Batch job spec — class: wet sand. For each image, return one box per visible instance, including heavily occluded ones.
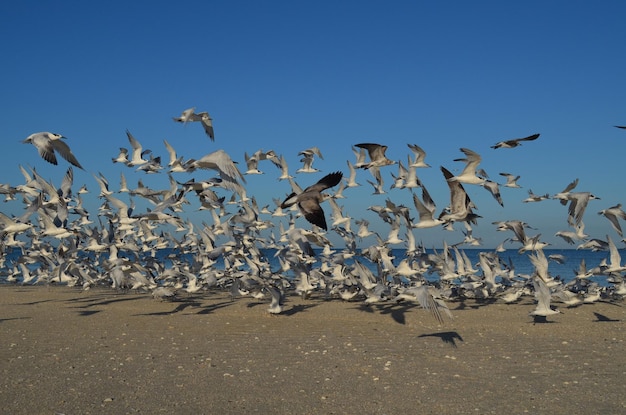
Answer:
[0,285,624,414]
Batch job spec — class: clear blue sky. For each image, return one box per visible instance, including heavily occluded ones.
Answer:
[2,1,625,249]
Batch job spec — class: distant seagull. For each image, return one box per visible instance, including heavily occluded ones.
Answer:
[614,125,626,129]
[345,160,361,187]
[125,130,151,166]
[491,133,540,149]
[354,143,396,169]
[555,222,588,245]
[23,132,84,169]
[598,203,626,237]
[297,146,323,173]
[499,172,521,188]
[407,144,431,168]
[280,171,343,230]
[552,178,579,205]
[173,107,214,140]
[190,150,246,194]
[449,148,486,185]
[523,189,549,203]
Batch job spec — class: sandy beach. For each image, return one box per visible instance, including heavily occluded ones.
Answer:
[0,285,624,415]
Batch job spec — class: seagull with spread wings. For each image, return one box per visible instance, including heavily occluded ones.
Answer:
[280,171,343,230]
[173,107,215,140]
[491,133,540,149]
[23,132,84,169]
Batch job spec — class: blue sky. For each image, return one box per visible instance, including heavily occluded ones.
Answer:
[2,1,625,249]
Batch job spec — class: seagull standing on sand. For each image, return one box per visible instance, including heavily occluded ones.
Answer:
[280,171,343,230]
[23,132,84,169]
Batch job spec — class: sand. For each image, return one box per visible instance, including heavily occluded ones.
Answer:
[0,285,624,415]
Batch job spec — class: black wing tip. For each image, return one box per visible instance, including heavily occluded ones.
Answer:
[320,171,343,187]
[280,192,297,209]
[305,211,328,231]
[440,166,453,178]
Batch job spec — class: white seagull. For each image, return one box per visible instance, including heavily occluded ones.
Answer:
[173,107,214,140]
[449,148,486,185]
[354,143,396,169]
[23,132,84,169]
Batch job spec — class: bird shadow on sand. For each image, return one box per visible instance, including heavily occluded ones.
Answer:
[136,299,233,316]
[0,317,32,323]
[281,303,319,316]
[378,303,413,324]
[418,331,464,348]
[353,302,415,324]
[77,310,102,317]
[529,315,559,324]
[67,294,146,308]
[592,311,621,322]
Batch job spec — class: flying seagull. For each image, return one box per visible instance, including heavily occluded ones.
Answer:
[354,143,396,169]
[22,132,84,169]
[491,133,540,149]
[280,171,343,230]
[173,107,214,140]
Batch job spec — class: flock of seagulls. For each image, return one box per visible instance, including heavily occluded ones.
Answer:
[6,110,626,322]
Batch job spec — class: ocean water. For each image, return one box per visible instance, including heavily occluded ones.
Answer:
[0,246,618,288]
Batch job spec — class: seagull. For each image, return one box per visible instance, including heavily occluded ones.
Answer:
[173,107,214,140]
[189,150,246,194]
[354,143,396,169]
[565,192,600,226]
[280,171,343,230]
[491,133,540,149]
[598,203,626,237]
[411,187,444,229]
[449,148,486,185]
[125,130,151,166]
[481,180,504,207]
[499,172,522,188]
[523,189,549,203]
[23,132,84,169]
[604,234,626,273]
[407,144,431,168]
[296,147,323,173]
[552,178,579,205]
[555,222,588,245]
[614,125,626,129]
[528,250,560,322]
[345,160,361,187]
[439,166,480,226]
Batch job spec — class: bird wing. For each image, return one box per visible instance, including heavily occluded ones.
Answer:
[298,197,327,230]
[51,139,83,169]
[32,134,58,165]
